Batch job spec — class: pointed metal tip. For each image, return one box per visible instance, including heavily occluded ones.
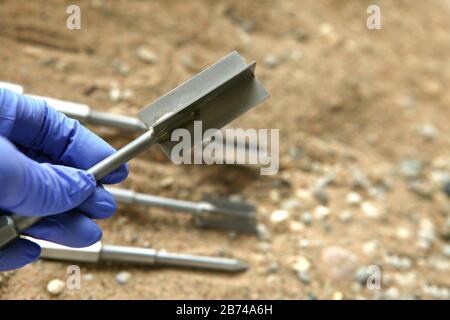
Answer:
[233,259,250,272]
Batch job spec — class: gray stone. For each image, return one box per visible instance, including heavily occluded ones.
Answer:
[338,211,353,224]
[301,211,313,225]
[354,268,369,286]
[408,181,433,199]
[266,261,279,274]
[399,159,423,179]
[297,271,311,284]
[256,223,271,242]
[442,245,450,258]
[313,188,329,205]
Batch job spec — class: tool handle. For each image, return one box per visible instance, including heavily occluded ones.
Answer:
[0,129,157,249]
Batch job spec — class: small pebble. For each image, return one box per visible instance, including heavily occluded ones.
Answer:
[289,221,304,232]
[266,261,279,274]
[361,201,381,218]
[408,181,433,199]
[385,255,413,270]
[258,242,272,253]
[444,181,450,197]
[338,211,353,224]
[301,211,313,225]
[384,287,400,299]
[362,240,379,256]
[396,227,412,240]
[416,123,438,141]
[256,223,271,242]
[47,279,65,296]
[354,266,369,285]
[314,206,330,220]
[109,86,121,102]
[270,210,289,224]
[136,46,158,64]
[116,271,131,285]
[307,292,318,300]
[82,273,94,281]
[293,256,311,273]
[399,159,423,179]
[346,192,362,207]
[281,198,301,211]
[332,291,344,300]
[297,271,311,284]
[322,246,358,282]
[298,239,311,248]
[313,188,329,205]
[417,218,435,250]
[442,245,450,258]
[264,54,279,69]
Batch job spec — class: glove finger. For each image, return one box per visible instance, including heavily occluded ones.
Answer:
[77,185,117,219]
[15,144,53,163]
[1,90,128,185]
[0,238,41,272]
[0,137,96,216]
[16,144,127,185]
[24,210,102,248]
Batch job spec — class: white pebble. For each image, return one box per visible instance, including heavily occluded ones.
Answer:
[116,271,131,285]
[362,240,379,256]
[293,256,311,273]
[384,287,400,299]
[396,227,412,240]
[136,46,158,64]
[109,87,121,102]
[361,201,380,218]
[314,206,330,220]
[270,210,289,224]
[289,221,304,232]
[346,192,362,207]
[47,279,65,295]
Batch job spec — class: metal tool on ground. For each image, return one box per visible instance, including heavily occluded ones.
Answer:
[0,81,267,166]
[30,238,248,273]
[107,187,257,233]
[0,81,146,132]
[0,51,269,249]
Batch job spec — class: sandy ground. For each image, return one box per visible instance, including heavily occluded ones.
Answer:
[0,0,449,299]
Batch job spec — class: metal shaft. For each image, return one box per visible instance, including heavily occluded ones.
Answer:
[32,239,248,273]
[26,94,146,132]
[100,244,249,272]
[88,128,156,180]
[0,129,157,249]
[106,187,208,214]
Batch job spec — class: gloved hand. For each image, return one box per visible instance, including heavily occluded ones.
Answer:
[0,88,128,271]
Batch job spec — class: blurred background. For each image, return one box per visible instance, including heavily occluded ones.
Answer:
[0,0,449,299]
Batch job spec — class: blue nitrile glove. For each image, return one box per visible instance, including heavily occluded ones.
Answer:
[0,88,128,271]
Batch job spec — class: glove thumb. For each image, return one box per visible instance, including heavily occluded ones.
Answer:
[0,137,96,216]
